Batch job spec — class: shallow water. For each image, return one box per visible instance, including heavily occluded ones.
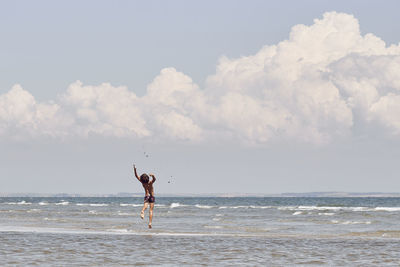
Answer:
[1,197,400,265]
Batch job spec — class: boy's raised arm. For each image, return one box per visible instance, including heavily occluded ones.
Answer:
[149,173,156,184]
[133,164,140,181]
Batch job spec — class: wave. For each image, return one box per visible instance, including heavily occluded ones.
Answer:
[218,206,242,209]
[170,203,188,208]
[5,201,32,205]
[279,206,400,212]
[119,203,400,211]
[120,203,143,207]
[218,205,273,209]
[318,212,335,216]
[297,206,343,211]
[195,204,214,209]
[331,220,372,225]
[76,203,109,207]
[55,201,69,206]
[374,207,400,212]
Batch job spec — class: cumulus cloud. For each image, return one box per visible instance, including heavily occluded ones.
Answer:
[0,84,69,139]
[1,11,400,144]
[62,81,149,138]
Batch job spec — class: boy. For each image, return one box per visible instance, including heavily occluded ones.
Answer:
[133,164,156,229]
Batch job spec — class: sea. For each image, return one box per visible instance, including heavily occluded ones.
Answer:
[1,197,400,266]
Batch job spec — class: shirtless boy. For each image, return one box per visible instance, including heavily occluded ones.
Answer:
[133,164,156,229]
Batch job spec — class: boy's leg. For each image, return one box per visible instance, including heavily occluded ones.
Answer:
[148,203,154,228]
[141,202,148,219]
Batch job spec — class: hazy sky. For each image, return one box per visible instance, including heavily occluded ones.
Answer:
[1,0,400,194]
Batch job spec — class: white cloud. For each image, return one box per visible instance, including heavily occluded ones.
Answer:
[0,84,69,139]
[141,68,205,141]
[62,81,150,138]
[1,11,400,144]
[370,94,400,134]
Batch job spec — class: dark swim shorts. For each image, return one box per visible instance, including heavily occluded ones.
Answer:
[144,195,155,203]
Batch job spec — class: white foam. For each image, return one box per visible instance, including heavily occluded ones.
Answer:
[195,204,213,209]
[55,201,69,206]
[218,206,251,209]
[292,211,302,215]
[252,206,273,209]
[278,206,380,212]
[120,203,143,207]
[350,207,370,212]
[170,203,186,208]
[331,220,371,225]
[298,206,342,211]
[218,205,273,209]
[90,203,108,207]
[344,221,371,225]
[280,206,400,212]
[77,203,108,207]
[6,201,32,205]
[375,207,400,212]
[204,226,223,229]
[38,202,49,206]
[108,228,130,233]
[318,212,335,216]
[277,206,296,210]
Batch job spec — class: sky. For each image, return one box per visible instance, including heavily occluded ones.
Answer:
[1,0,400,194]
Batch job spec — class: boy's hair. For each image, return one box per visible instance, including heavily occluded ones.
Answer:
[140,174,149,184]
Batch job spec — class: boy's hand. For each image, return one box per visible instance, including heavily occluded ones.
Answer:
[149,173,155,177]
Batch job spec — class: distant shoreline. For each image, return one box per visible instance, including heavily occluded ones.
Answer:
[1,192,400,198]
